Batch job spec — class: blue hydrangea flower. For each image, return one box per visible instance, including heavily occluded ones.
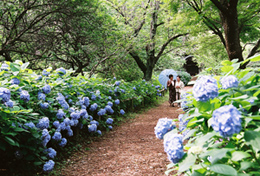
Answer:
[108,96,112,100]
[38,92,46,101]
[105,105,114,114]
[106,118,114,125]
[133,87,136,90]
[211,104,242,137]
[42,69,50,76]
[89,103,98,111]
[114,86,119,92]
[24,122,35,129]
[178,114,190,132]
[83,97,90,107]
[163,134,184,163]
[88,124,97,132]
[88,115,93,121]
[115,99,120,105]
[152,84,154,87]
[97,108,106,116]
[10,78,20,85]
[91,94,96,100]
[53,121,60,129]
[90,120,99,126]
[115,81,120,86]
[37,117,49,129]
[45,148,57,159]
[67,129,73,137]
[20,90,30,102]
[221,75,238,89]
[40,102,49,109]
[193,76,218,102]
[108,125,113,130]
[0,87,11,103]
[56,67,66,76]
[1,63,9,71]
[56,93,69,110]
[63,118,70,126]
[69,107,75,113]
[120,109,125,115]
[5,100,14,108]
[80,109,87,117]
[43,160,55,172]
[59,138,67,147]
[83,113,89,119]
[107,101,113,107]
[154,118,175,139]
[97,130,102,135]
[113,77,116,80]
[155,85,160,89]
[52,132,62,141]
[68,99,73,104]
[41,129,51,147]
[70,112,80,120]
[121,89,125,93]
[42,85,51,94]
[59,122,66,131]
[109,90,113,93]
[36,75,42,81]
[56,109,65,119]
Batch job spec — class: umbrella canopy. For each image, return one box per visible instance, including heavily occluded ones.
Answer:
[159,69,178,88]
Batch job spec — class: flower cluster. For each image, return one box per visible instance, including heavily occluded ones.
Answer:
[20,90,30,102]
[97,108,106,116]
[56,67,66,76]
[115,99,120,105]
[41,129,51,147]
[120,109,125,115]
[44,148,57,159]
[193,76,218,102]
[52,132,62,141]
[90,103,98,111]
[0,87,11,103]
[105,105,114,114]
[154,118,175,139]
[56,109,65,119]
[88,124,97,132]
[107,101,113,107]
[10,78,20,85]
[106,118,114,125]
[211,104,242,137]
[59,138,67,147]
[38,92,46,101]
[115,81,120,86]
[133,86,136,90]
[43,160,55,172]
[40,103,49,109]
[56,93,69,110]
[42,85,51,94]
[42,69,50,76]
[37,117,50,130]
[24,122,36,129]
[5,100,13,108]
[1,63,9,71]
[221,75,238,89]
[163,134,184,163]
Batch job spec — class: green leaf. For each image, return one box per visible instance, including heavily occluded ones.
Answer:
[221,65,233,73]
[10,63,20,72]
[231,151,251,161]
[4,136,19,147]
[13,106,20,111]
[14,127,28,132]
[21,62,29,70]
[221,60,232,66]
[34,161,43,166]
[203,148,233,164]
[244,130,260,150]
[246,115,260,120]
[239,161,253,171]
[210,164,237,176]
[191,171,206,176]
[197,101,211,112]
[178,154,196,172]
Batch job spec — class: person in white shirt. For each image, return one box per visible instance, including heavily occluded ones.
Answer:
[175,75,184,107]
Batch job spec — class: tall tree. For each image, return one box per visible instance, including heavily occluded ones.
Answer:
[105,0,188,80]
[181,0,260,62]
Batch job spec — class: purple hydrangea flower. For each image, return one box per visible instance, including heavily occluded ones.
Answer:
[211,104,242,137]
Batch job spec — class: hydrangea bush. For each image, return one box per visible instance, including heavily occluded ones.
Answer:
[0,60,162,174]
[156,56,260,175]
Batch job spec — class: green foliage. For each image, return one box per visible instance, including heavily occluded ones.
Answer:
[176,71,191,86]
[164,55,260,175]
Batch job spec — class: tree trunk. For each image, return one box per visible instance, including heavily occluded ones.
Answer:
[219,1,243,62]
[144,58,155,81]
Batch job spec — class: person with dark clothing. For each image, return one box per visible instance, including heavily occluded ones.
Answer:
[167,74,176,107]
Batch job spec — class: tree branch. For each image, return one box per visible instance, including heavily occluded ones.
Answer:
[247,38,260,58]
[210,0,227,13]
[129,51,147,73]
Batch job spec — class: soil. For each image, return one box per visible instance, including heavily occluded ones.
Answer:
[59,87,193,176]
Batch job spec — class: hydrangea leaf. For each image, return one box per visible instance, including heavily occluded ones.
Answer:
[202,148,233,164]
[178,154,196,173]
[244,130,260,150]
[231,151,251,162]
[239,161,254,172]
[210,164,237,176]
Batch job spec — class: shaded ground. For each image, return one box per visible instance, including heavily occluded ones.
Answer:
[59,87,193,176]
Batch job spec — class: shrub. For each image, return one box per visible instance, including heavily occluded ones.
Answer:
[176,71,192,86]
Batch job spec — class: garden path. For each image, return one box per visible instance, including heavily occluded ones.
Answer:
[60,87,192,176]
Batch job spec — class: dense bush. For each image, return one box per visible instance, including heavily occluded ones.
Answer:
[0,61,162,175]
[156,55,260,175]
[177,71,192,86]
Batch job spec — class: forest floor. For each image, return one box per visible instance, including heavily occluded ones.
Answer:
[57,87,193,176]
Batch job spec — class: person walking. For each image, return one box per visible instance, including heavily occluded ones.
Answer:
[167,74,176,107]
[175,75,184,107]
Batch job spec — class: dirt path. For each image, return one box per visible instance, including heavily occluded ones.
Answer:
[59,99,184,176]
